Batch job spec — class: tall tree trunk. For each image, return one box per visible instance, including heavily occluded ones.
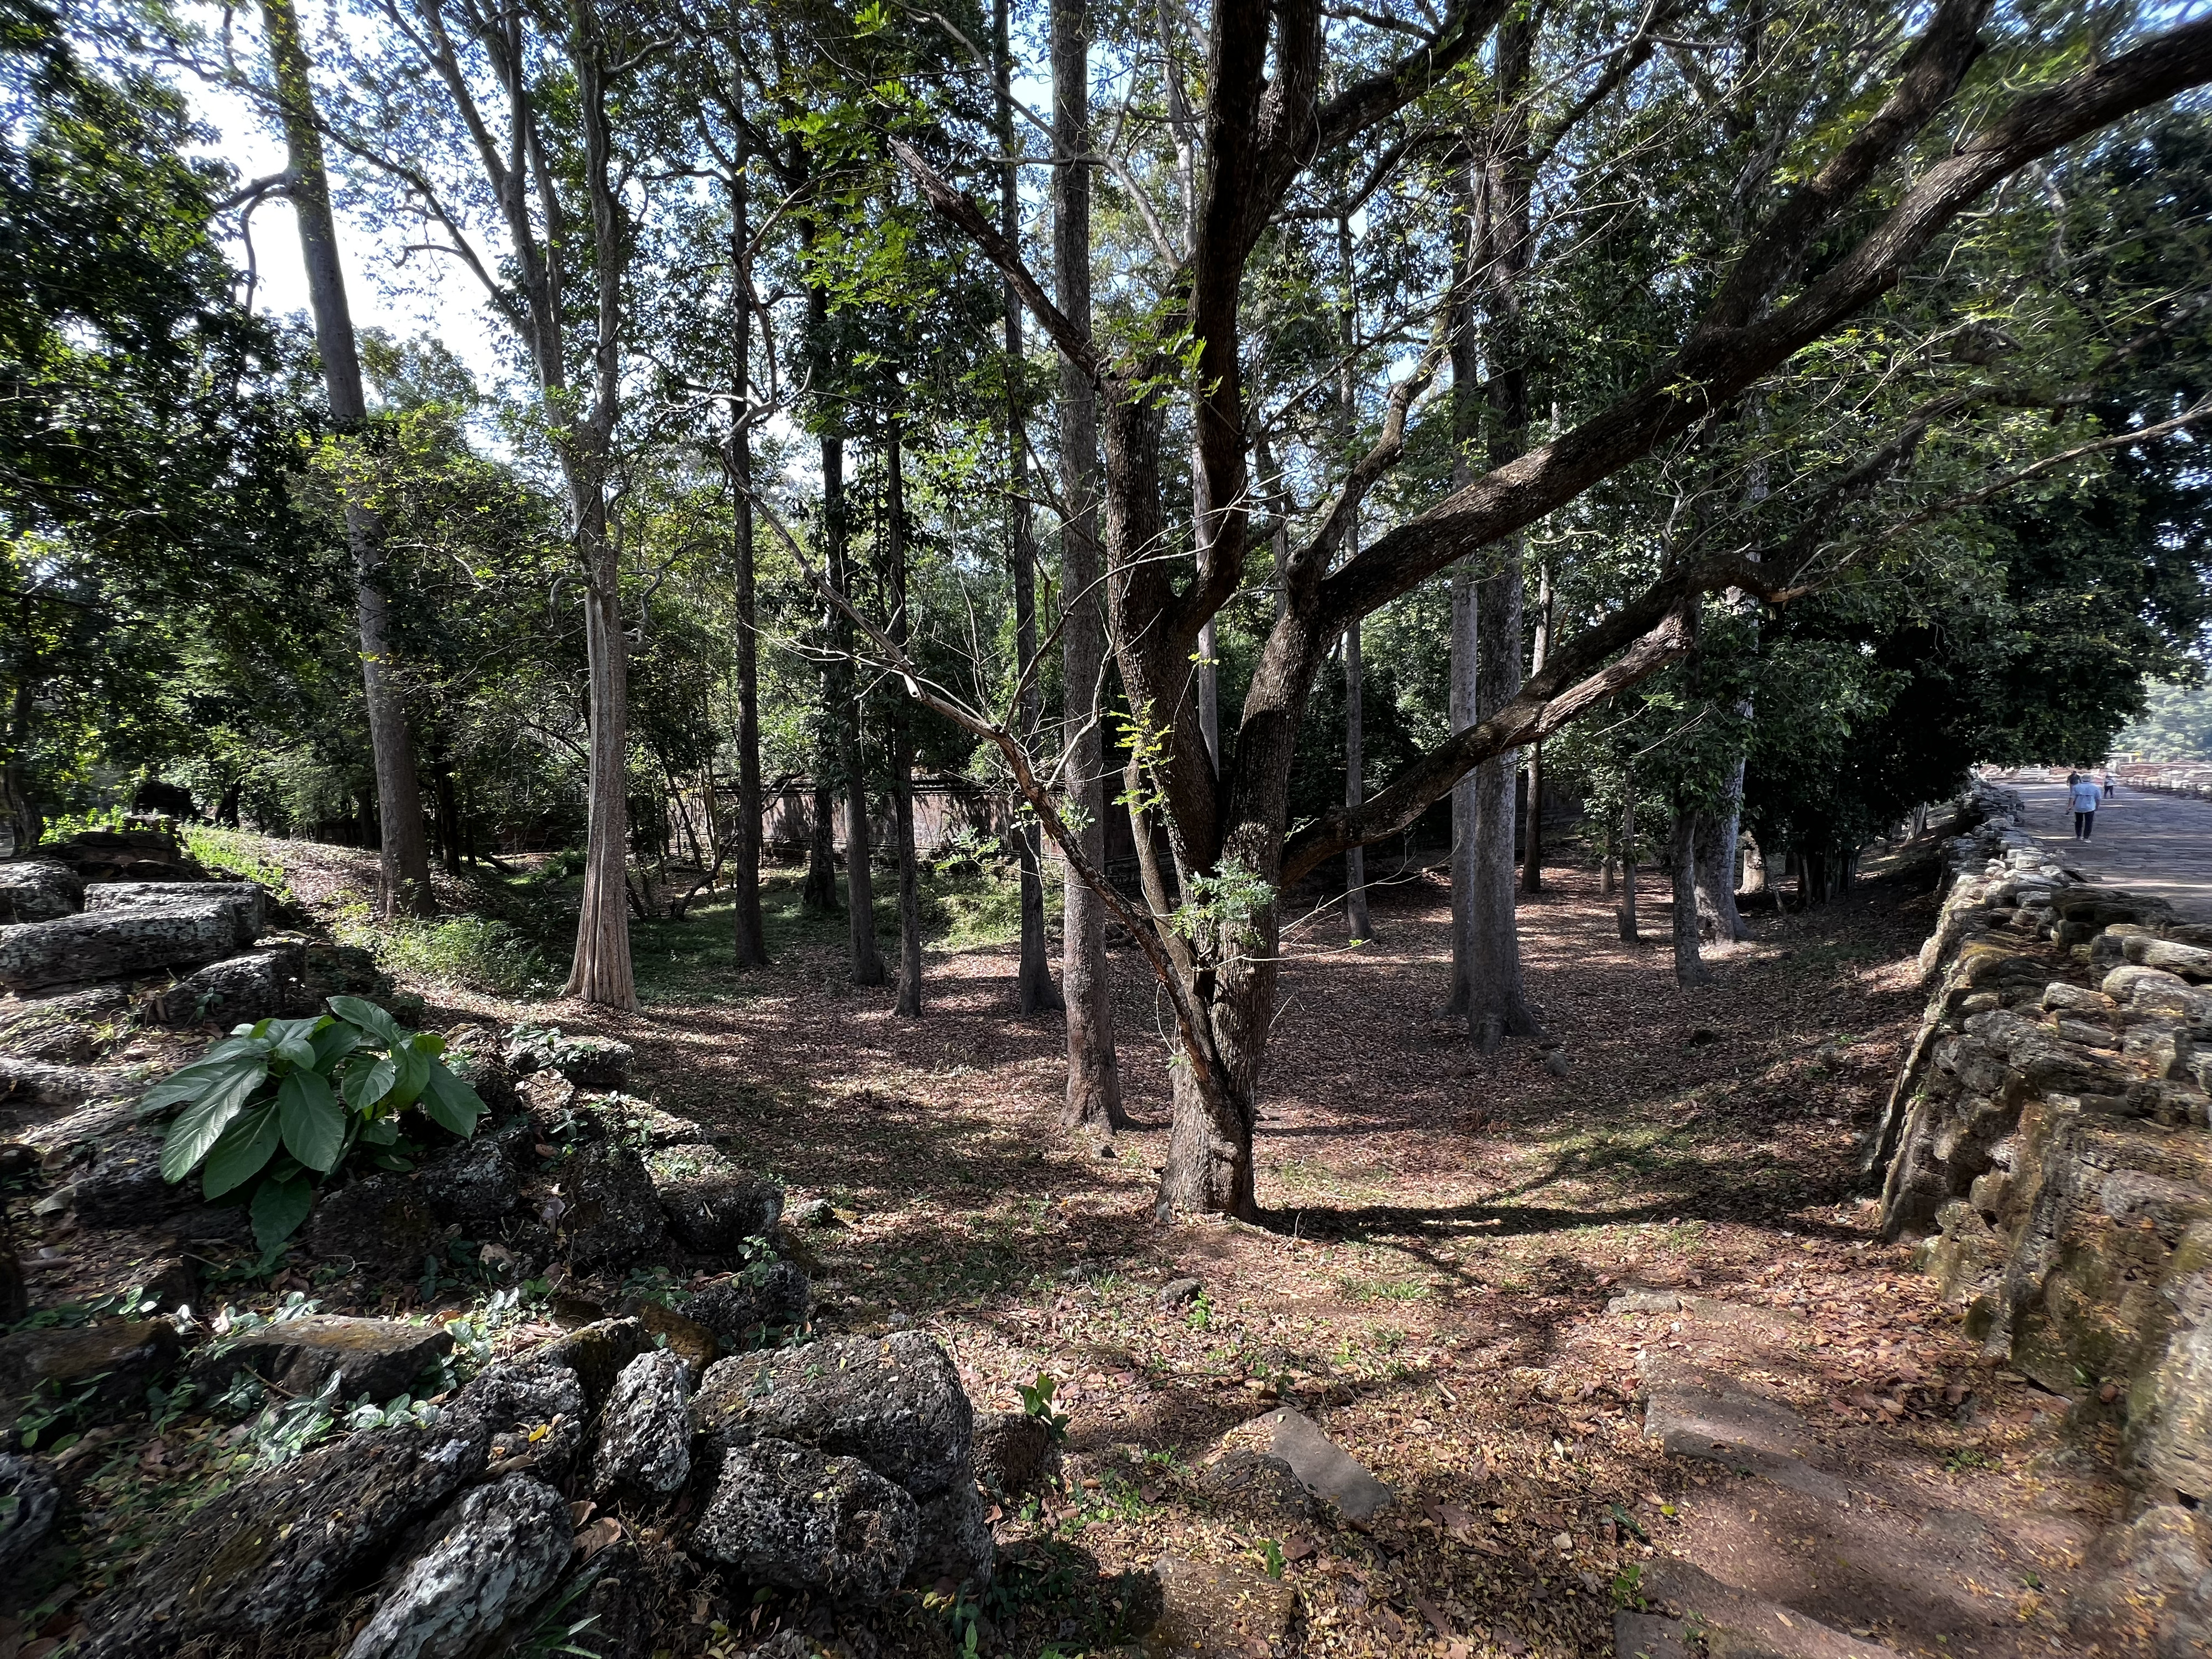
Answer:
[999,0,1061,1015]
[1669,806,1709,986]
[1443,559,1478,1017]
[1053,0,1124,1129]
[1521,560,1551,895]
[727,145,769,969]
[1469,555,1538,1047]
[558,26,635,1009]
[263,0,434,920]
[1695,781,1749,940]
[887,411,924,1016]
[1618,780,1639,942]
[567,487,636,1006]
[1343,612,1371,940]
[825,433,885,987]
[434,765,461,875]
[1335,208,1371,942]
[1451,25,1541,1048]
[805,746,837,912]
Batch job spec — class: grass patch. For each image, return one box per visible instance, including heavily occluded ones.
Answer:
[336,907,557,998]
[178,825,293,895]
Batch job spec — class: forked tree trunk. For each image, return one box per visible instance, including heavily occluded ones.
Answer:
[824,433,885,987]
[1053,0,1124,1129]
[1668,808,1709,987]
[727,149,768,969]
[264,0,434,920]
[999,0,1061,1016]
[887,413,924,1017]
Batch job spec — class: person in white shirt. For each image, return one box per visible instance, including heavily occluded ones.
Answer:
[2068,771,2103,840]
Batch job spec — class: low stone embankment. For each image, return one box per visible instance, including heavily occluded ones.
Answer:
[1875,779,2212,1654]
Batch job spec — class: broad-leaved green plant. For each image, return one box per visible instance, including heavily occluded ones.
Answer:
[148,995,485,1254]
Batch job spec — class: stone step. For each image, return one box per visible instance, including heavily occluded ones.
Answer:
[1620,1557,1905,1659]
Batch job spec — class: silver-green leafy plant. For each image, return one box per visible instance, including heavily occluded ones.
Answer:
[148,995,486,1255]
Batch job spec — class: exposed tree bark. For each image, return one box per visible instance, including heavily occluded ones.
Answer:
[1694,783,1750,940]
[1053,0,1125,1129]
[263,0,434,921]
[825,432,885,987]
[1669,806,1709,985]
[726,143,769,971]
[1742,832,1769,895]
[999,0,1062,1015]
[1521,560,1551,895]
[886,411,923,1017]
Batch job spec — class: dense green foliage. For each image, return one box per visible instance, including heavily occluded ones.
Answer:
[7,0,2206,977]
[0,0,307,844]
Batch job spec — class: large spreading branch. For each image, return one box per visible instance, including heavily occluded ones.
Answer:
[1318,9,2212,635]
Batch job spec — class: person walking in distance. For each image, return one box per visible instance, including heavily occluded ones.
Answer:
[2102,766,2116,799]
[2069,770,2103,840]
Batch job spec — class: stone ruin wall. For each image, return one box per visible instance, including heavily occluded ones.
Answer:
[1876,780,2212,1507]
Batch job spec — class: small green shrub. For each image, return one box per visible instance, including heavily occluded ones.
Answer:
[1018,1371,1070,1442]
[147,996,487,1256]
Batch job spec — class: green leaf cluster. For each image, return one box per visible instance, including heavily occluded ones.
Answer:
[148,995,486,1256]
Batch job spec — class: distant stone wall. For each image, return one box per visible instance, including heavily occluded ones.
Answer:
[1875,778,2212,1505]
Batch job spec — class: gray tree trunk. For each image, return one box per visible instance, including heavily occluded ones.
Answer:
[1343,613,1372,941]
[887,413,924,1016]
[825,433,884,987]
[1618,782,1639,942]
[1053,0,1123,1129]
[1521,561,1551,895]
[1695,764,1751,942]
[727,146,768,971]
[1443,559,1479,1018]
[1335,209,1371,942]
[1669,808,1710,986]
[999,0,1061,1015]
[1468,550,1539,1048]
[264,0,433,921]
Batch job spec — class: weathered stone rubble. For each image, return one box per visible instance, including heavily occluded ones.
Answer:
[1875,778,2212,1655]
[693,1330,995,1593]
[79,1312,998,1656]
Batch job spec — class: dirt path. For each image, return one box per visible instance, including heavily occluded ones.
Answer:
[467,853,2114,1659]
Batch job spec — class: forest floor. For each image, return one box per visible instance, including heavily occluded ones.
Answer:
[11,833,2122,1659]
[416,837,2105,1659]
